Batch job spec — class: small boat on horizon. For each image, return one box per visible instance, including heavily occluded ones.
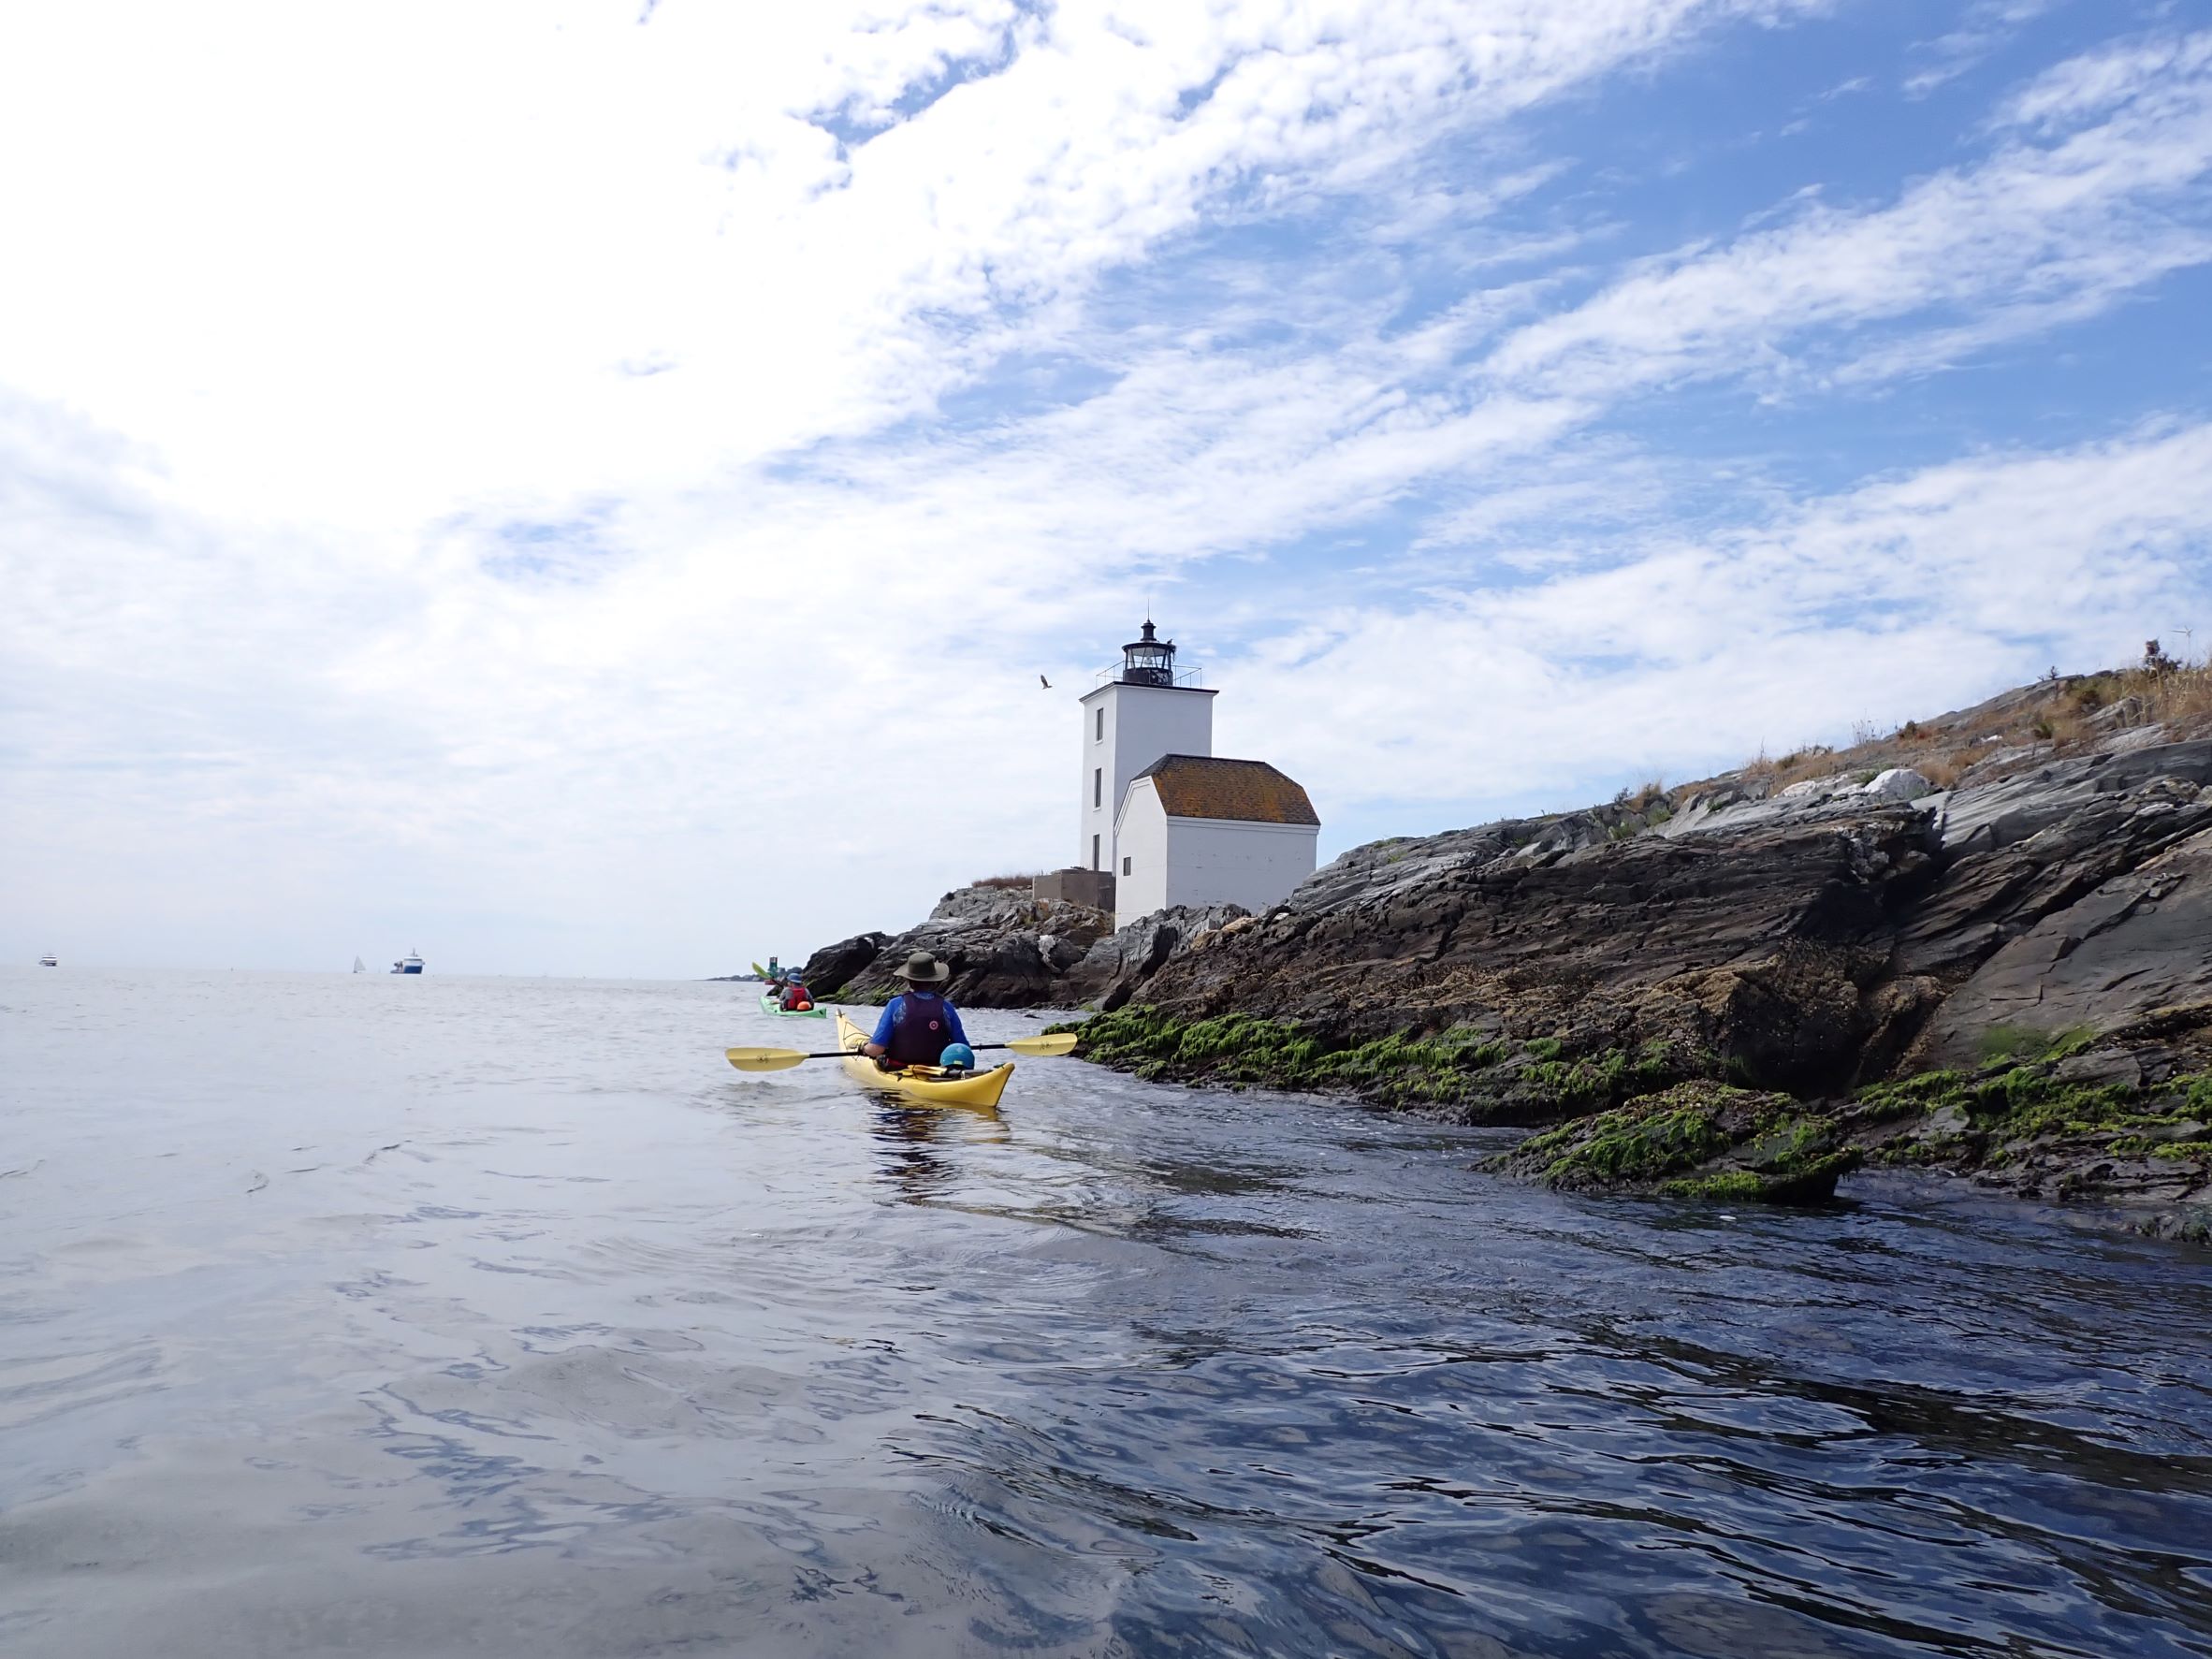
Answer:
[392,951,424,975]
[353,956,366,974]
[38,953,56,968]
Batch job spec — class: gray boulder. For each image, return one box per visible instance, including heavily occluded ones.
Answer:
[1862,767,1934,801]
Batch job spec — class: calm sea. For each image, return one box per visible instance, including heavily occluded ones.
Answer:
[2,968,2209,1657]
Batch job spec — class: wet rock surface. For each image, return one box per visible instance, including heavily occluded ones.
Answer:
[1838,1049,2212,1240]
[1481,1082,1861,1203]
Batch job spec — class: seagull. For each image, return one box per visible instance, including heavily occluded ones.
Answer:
[1039,674,1053,689]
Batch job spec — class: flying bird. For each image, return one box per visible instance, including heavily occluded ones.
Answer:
[1039,674,1053,689]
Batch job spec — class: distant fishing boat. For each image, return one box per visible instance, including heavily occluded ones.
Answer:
[391,951,424,975]
[38,953,56,968]
[352,956,366,974]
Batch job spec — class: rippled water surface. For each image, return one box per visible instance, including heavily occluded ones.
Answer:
[4,969,2211,1657]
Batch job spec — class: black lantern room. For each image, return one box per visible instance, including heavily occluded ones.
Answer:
[1118,620,1176,687]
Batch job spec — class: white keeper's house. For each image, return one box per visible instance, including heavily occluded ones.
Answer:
[1040,620,1318,930]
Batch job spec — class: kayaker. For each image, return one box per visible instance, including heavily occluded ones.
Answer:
[863,952,969,1068]
[779,976,813,1012]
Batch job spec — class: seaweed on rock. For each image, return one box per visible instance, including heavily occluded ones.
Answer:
[1482,1082,1860,1203]
[1055,1005,1699,1122]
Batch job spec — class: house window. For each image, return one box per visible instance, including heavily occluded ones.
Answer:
[1095,708,1103,741]
[1093,767,1101,808]
[1121,855,1130,876]
[1091,834,1100,870]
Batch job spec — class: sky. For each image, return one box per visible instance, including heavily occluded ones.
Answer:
[4,0,2210,977]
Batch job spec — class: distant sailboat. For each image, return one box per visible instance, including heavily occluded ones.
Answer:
[352,956,366,974]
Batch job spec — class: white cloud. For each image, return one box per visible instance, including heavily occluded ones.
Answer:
[1902,0,2061,98]
[5,7,2211,972]
[1225,421,2212,825]
[0,0,1812,531]
[1486,29,2212,398]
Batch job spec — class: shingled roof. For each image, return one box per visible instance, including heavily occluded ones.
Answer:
[1131,755,1318,825]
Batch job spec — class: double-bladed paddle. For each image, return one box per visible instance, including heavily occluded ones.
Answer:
[724,1031,1079,1072]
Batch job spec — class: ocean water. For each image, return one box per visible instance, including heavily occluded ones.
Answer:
[2,968,2209,1659]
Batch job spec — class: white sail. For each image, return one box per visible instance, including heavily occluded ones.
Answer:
[353,956,366,973]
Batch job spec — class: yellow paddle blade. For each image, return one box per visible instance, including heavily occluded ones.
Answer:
[1002,1032,1079,1056]
[725,1046,808,1072]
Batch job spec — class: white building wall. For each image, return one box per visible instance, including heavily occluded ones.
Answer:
[1164,816,1317,915]
[1076,682,1215,872]
[1111,780,1171,927]
[1113,808,1317,929]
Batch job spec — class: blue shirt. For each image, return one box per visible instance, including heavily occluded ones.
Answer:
[870,991,968,1065]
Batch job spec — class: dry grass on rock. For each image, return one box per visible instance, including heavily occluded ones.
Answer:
[1700,643,2212,809]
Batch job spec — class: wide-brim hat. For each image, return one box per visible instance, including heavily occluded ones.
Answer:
[893,950,950,983]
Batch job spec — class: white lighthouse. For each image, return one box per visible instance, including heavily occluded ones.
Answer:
[1050,620,1319,930]
[1076,620,1215,875]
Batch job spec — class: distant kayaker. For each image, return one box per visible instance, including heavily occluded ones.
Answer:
[779,976,813,1012]
[863,952,969,1068]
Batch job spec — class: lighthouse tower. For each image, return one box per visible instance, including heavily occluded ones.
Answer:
[1076,621,1215,875]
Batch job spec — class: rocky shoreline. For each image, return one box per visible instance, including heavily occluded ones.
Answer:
[801,667,2212,1240]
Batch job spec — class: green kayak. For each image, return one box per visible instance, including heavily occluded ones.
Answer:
[759,992,826,1020]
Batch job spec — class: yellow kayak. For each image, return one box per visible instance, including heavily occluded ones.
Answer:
[835,1011,1012,1110]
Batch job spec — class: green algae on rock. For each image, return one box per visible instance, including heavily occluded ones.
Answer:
[1055,1005,2212,1227]
[1480,1082,1860,1203]
[1055,1005,1699,1121]
[1843,1057,2212,1218]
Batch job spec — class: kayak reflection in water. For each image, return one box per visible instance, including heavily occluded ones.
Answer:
[868,1098,1008,1203]
[862,952,970,1069]
[870,1104,954,1199]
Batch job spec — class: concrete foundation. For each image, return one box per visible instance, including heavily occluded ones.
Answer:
[1033,867,1116,911]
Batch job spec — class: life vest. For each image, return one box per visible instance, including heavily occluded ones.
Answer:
[882,992,954,1066]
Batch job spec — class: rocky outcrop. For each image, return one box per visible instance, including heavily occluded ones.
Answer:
[793,931,889,997]
[797,889,1254,1012]
[1118,807,1946,1095]
[811,666,2212,1231]
[798,886,1114,1008]
[1061,904,1252,1011]
[1083,736,2212,1083]
[1054,722,2212,1231]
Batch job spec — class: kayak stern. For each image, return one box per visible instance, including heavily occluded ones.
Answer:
[834,1012,1011,1110]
